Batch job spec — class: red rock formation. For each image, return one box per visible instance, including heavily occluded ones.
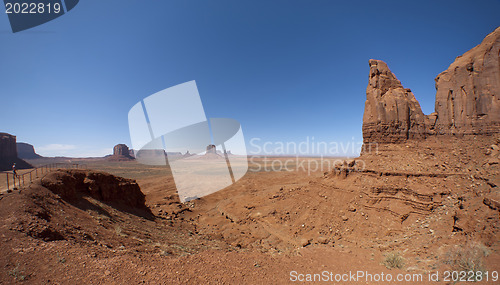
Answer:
[113,144,130,156]
[107,144,134,161]
[431,27,500,135]
[41,169,146,209]
[362,60,427,144]
[0,133,17,159]
[0,132,32,170]
[362,27,500,145]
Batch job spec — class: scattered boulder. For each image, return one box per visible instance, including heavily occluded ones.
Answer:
[483,198,500,211]
[316,236,329,244]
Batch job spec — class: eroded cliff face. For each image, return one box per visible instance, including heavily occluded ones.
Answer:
[0,133,17,159]
[0,133,32,170]
[432,27,500,135]
[107,144,134,161]
[362,60,427,144]
[17,142,42,159]
[363,27,500,145]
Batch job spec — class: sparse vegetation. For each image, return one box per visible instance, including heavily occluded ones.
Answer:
[383,251,405,269]
[55,252,67,264]
[442,242,490,281]
[8,263,28,281]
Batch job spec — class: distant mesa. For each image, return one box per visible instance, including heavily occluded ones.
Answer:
[114,144,131,157]
[206,144,216,154]
[133,148,191,165]
[0,132,33,171]
[200,144,224,160]
[215,150,233,156]
[107,144,135,161]
[362,27,500,146]
[183,150,194,158]
[17,142,43,159]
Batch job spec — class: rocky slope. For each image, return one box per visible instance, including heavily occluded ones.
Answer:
[363,27,500,145]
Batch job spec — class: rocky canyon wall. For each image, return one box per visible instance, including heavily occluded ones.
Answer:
[0,133,32,171]
[362,27,500,145]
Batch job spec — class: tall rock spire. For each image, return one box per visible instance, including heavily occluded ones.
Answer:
[362,60,426,144]
[362,27,500,145]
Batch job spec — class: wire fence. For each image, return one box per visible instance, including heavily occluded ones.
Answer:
[2,163,86,192]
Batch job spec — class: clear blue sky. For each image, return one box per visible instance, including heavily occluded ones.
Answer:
[0,0,499,157]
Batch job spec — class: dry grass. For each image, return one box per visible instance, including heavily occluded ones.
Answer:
[8,263,28,281]
[383,251,405,269]
[442,242,490,281]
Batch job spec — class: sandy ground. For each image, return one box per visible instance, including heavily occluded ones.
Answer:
[0,137,499,284]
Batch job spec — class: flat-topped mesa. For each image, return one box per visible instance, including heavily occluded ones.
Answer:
[432,27,500,135]
[362,60,427,144]
[362,27,500,146]
[107,144,134,161]
[17,142,42,159]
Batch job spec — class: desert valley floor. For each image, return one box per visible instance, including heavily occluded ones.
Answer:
[0,135,499,284]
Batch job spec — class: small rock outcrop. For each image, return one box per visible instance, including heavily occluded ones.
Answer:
[362,27,500,146]
[107,144,134,161]
[41,169,146,208]
[0,133,32,171]
[17,142,42,159]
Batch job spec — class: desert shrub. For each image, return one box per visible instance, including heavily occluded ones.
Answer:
[383,251,405,269]
[442,242,490,281]
[8,264,27,281]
